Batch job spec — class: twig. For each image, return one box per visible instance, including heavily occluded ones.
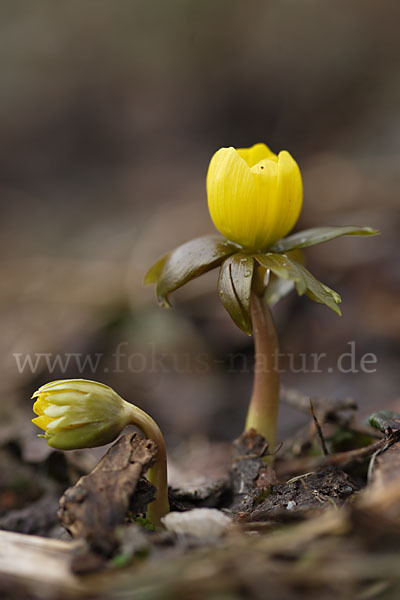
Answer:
[277,430,400,477]
[281,386,357,416]
[310,399,329,456]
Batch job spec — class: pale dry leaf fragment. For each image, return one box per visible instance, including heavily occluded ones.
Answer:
[161,508,232,537]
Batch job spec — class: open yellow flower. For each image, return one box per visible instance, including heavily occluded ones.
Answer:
[146,141,377,455]
[32,379,132,450]
[207,143,303,250]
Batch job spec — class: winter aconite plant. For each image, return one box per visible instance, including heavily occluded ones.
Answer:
[145,143,378,453]
[32,379,169,525]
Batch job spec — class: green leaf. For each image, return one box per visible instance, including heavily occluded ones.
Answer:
[144,253,170,285]
[265,277,295,306]
[218,254,254,334]
[290,260,342,315]
[255,253,307,295]
[155,235,239,306]
[270,226,379,253]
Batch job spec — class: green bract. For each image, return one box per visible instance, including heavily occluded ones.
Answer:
[269,225,378,253]
[218,254,254,334]
[145,226,379,335]
[145,235,239,308]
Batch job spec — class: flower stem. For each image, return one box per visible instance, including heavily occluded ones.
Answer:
[245,281,280,454]
[127,405,170,527]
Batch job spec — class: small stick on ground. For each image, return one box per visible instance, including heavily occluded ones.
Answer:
[310,399,329,456]
[281,386,357,416]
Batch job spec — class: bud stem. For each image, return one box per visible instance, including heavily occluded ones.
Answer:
[245,274,280,456]
[127,406,170,527]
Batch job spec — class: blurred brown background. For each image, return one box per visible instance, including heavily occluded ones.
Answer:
[0,0,399,461]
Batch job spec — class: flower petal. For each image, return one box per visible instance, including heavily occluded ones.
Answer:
[33,380,119,406]
[237,143,277,167]
[273,151,303,244]
[33,396,50,416]
[44,405,68,418]
[38,392,84,406]
[46,416,68,431]
[207,147,257,247]
[32,415,52,431]
[250,158,279,249]
[46,421,125,450]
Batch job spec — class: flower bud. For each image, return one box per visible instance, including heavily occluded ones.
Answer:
[207,143,303,251]
[32,379,132,450]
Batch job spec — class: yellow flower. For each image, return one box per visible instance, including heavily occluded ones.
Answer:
[33,379,170,525]
[206,143,303,250]
[32,379,132,450]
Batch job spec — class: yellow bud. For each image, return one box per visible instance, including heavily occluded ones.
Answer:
[32,379,132,450]
[207,143,303,251]
[32,379,170,525]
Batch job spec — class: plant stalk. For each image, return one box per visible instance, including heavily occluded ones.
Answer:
[127,405,170,527]
[245,280,280,454]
